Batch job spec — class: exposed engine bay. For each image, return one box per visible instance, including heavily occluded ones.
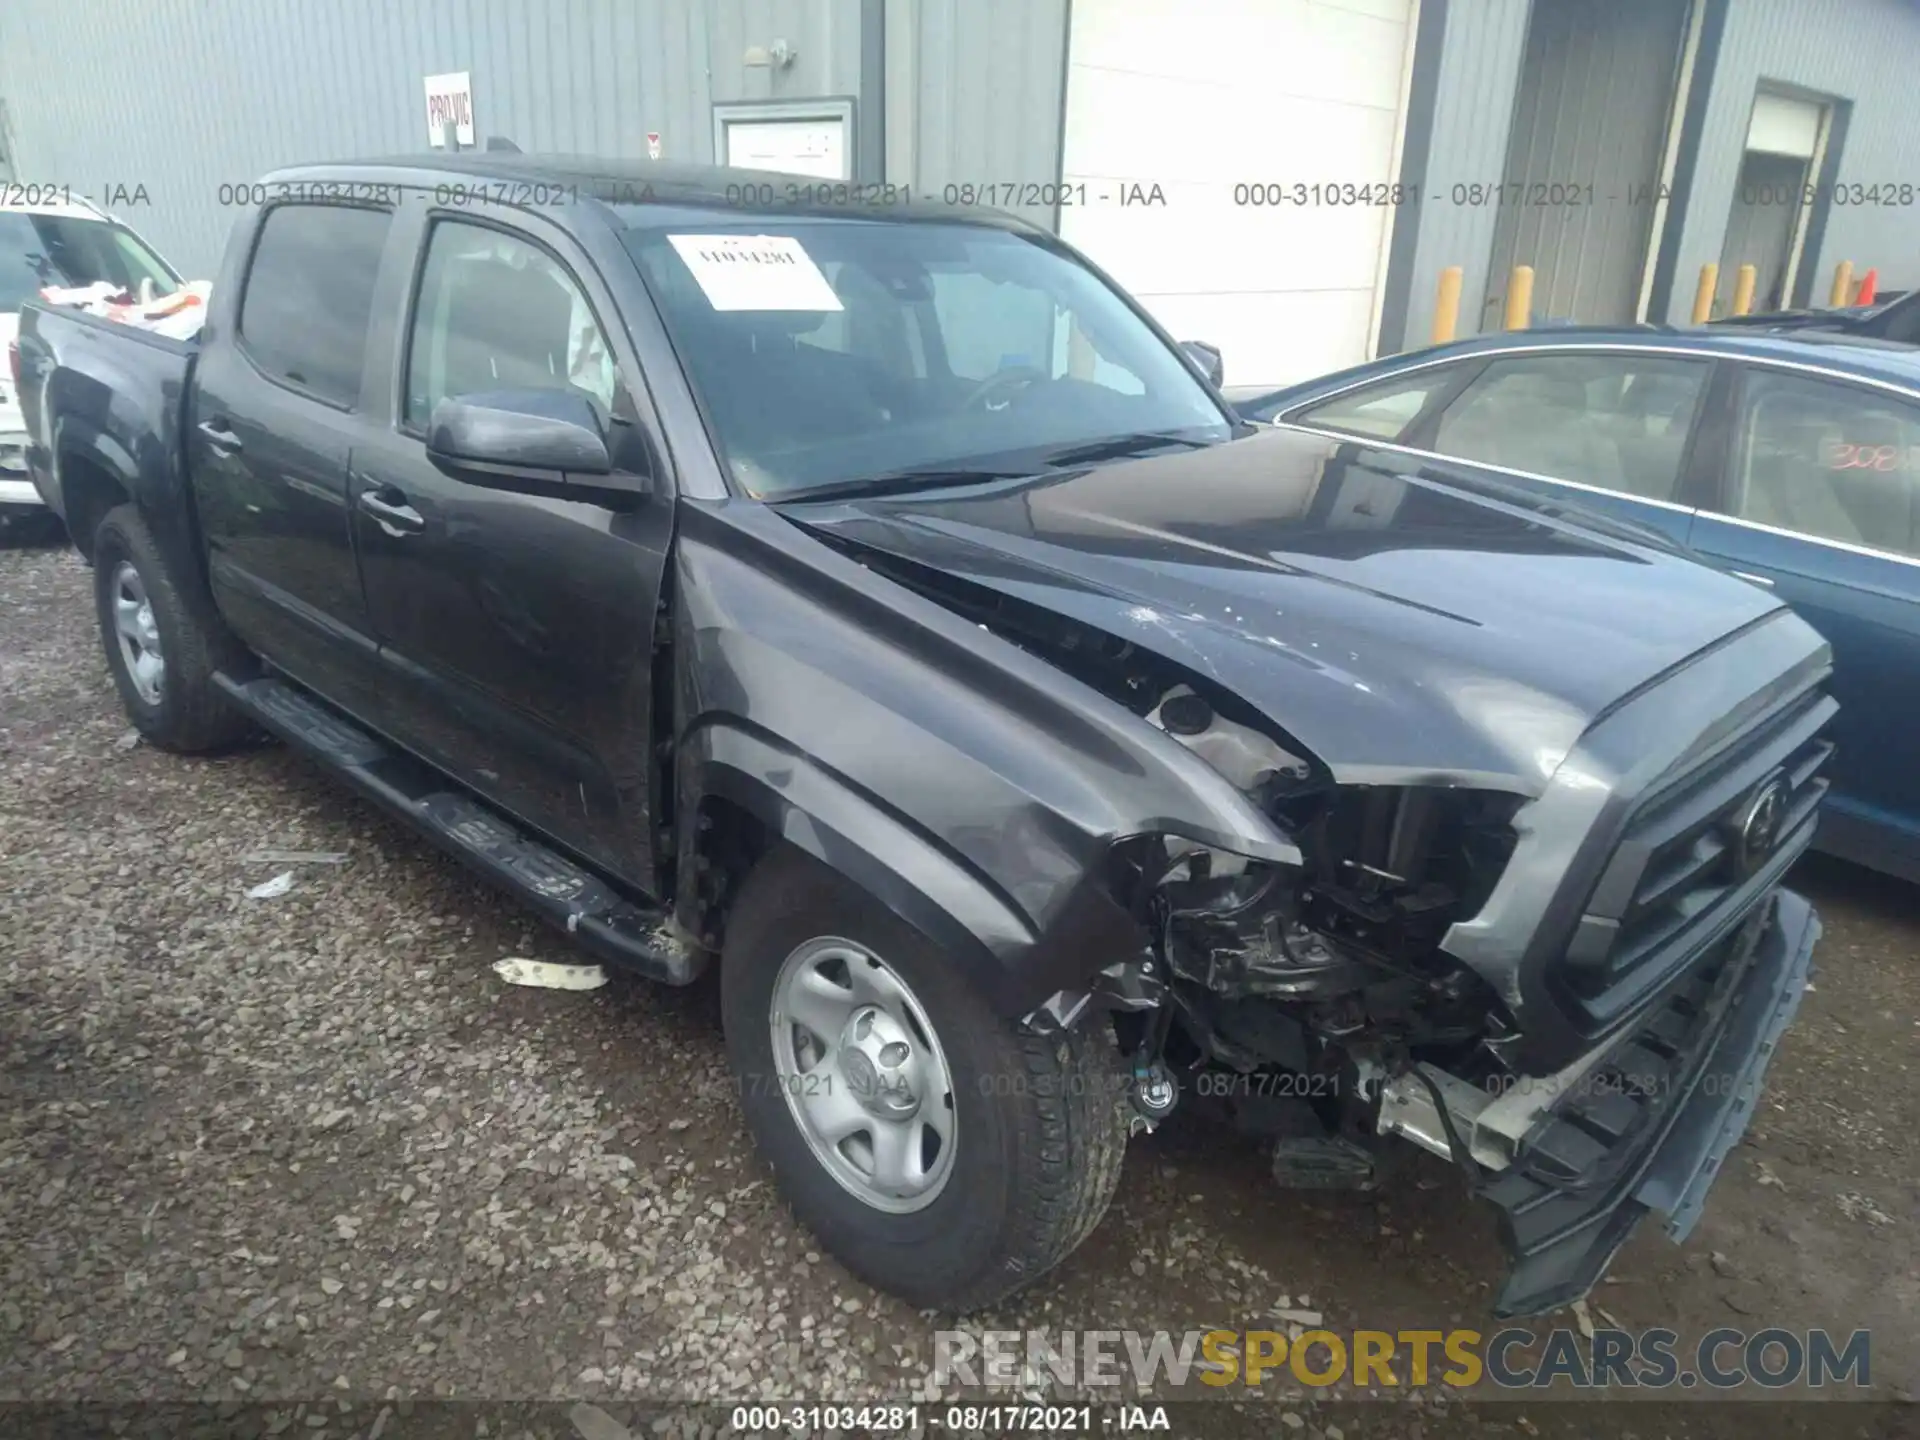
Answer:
[855,550,1535,1186]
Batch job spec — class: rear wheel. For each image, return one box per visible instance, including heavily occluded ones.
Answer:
[721,847,1129,1311]
[92,504,252,753]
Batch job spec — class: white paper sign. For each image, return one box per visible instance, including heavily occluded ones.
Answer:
[424,71,475,147]
[722,118,847,180]
[666,234,844,312]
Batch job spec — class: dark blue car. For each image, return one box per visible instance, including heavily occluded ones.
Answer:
[1236,327,1920,884]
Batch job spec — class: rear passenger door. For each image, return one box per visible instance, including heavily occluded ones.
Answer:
[192,201,399,716]
[1410,350,1714,544]
[1687,365,1920,869]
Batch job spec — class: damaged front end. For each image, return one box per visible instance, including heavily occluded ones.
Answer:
[840,532,1831,1321]
[1110,709,1536,1195]
[1027,654,1826,1322]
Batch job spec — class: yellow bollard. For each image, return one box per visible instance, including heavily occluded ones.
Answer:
[1829,260,1854,309]
[1431,265,1464,344]
[1691,263,1719,324]
[1503,265,1535,331]
[1731,263,1757,316]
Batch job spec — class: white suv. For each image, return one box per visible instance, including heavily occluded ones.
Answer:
[1,193,181,538]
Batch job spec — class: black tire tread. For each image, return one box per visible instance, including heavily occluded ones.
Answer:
[94,504,252,753]
[986,1023,1131,1305]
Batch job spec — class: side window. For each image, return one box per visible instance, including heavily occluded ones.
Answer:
[1725,369,1920,558]
[1431,353,1709,501]
[1290,369,1460,440]
[404,221,618,430]
[239,205,393,406]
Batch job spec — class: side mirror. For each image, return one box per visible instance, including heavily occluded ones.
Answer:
[427,388,614,483]
[1180,340,1224,388]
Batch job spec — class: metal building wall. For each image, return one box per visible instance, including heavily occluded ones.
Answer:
[885,0,1069,230]
[0,0,866,274]
[1483,0,1693,328]
[1669,0,1920,316]
[1390,0,1532,353]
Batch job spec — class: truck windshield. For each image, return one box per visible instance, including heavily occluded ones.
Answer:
[0,212,181,312]
[620,214,1232,498]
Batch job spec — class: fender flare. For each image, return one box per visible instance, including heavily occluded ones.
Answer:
[52,416,139,505]
[678,720,1050,1016]
[53,413,210,596]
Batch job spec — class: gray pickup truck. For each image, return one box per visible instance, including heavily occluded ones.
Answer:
[15,154,1830,1319]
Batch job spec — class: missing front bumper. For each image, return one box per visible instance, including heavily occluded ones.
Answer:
[1378,887,1819,1319]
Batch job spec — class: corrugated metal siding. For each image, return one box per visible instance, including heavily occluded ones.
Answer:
[1672,0,1920,319]
[0,0,863,274]
[888,0,1068,229]
[1395,0,1530,350]
[1484,0,1691,326]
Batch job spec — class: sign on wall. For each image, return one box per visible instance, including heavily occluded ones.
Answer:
[424,72,475,147]
[712,100,854,182]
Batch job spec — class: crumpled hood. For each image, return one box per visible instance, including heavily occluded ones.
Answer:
[784,427,1783,794]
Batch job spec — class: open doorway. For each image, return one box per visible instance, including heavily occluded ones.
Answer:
[1719,90,1831,315]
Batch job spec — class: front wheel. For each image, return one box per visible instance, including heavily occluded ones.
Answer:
[722,848,1130,1312]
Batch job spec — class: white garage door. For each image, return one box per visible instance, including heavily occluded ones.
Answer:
[1059,0,1414,392]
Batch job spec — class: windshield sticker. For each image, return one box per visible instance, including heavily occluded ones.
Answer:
[667,234,844,312]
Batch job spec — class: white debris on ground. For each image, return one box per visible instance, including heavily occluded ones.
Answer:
[492,956,608,991]
[245,870,295,899]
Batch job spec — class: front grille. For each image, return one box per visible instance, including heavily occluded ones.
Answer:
[1559,685,1834,1027]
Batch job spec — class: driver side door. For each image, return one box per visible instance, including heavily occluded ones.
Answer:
[349,212,673,884]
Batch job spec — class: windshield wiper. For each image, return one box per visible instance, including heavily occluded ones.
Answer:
[770,467,1035,505]
[1037,431,1217,467]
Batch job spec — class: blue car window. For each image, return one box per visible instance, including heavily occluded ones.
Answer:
[1292,368,1458,440]
[1729,370,1920,558]
[1431,353,1709,502]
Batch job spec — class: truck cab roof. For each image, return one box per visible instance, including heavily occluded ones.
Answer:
[261,154,1036,231]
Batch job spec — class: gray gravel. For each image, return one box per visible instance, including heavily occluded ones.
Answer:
[5,539,1916,1430]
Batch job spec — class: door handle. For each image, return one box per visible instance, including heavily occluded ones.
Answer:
[357,488,425,536]
[1731,570,1775,588]
[197,419,242,454]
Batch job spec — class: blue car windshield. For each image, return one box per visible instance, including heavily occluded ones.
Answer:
[618,211,1232,498]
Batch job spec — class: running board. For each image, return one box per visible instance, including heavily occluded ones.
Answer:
[214,672,700,985]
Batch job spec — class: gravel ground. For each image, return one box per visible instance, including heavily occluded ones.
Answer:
[4,539,1917,1437]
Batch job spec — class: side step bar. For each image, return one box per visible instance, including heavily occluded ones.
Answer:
[214,672,701,985]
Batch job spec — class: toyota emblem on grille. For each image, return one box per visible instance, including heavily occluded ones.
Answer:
[1729,772,1789,877]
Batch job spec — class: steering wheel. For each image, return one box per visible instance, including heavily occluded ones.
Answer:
[963,365,1049,413]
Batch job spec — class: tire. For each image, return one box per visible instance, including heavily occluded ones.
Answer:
[92,504,253,753]
[722,846,1129,1312]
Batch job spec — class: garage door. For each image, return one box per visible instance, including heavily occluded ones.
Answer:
[1059,0,1414,392]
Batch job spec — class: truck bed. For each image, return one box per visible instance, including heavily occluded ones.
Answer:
[15,299,199,562]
